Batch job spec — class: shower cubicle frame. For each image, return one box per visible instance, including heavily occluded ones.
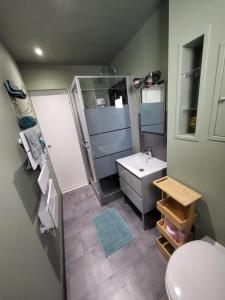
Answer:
[70,75,134,204]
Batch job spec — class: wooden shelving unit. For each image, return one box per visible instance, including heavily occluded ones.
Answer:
[153,176,202,260]
[157,219,181,249]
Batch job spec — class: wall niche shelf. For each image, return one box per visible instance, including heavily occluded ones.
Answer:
[181,107,197,113]
[153,176,202,260]
[176,34,206,140]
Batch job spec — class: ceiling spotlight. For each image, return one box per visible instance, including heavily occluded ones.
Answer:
[34,47,43,56]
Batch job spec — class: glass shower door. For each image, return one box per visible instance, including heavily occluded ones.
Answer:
[71,75,133,204]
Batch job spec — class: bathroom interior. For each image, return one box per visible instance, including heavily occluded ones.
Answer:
[1,0,225,300]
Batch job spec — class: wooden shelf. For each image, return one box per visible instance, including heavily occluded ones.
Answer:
[153,176,202,206]
[157,197,197,230]
[154,176,201,260]
[156,236,175,260]
[156,219,182,249]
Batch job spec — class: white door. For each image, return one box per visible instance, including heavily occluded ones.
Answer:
[31,89,88,193]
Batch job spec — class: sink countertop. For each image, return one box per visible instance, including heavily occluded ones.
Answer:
[116,152,167,179]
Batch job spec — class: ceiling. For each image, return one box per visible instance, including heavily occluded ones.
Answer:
[0,0,161,65]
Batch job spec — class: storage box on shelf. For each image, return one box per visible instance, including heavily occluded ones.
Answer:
[153,176,202,260]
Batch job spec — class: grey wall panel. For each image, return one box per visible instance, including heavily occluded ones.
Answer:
[140,102,165,126]
[141,124,165,134]
[140,132,167,161]
[95,149,133,179]
[85,105,131,135]
[90,128,132,159]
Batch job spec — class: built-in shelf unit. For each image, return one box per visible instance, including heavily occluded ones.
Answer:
[177,35,205,139]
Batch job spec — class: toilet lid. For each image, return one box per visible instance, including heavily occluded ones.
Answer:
[166,241,225,300]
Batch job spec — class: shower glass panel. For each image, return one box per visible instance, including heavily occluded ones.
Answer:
[71,76,133,205]
[72,85,96,184]
[79,77,128,109]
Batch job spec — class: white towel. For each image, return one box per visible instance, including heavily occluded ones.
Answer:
[24,128,42,161]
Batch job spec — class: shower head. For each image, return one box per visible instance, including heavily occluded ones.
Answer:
[99,65,117,76]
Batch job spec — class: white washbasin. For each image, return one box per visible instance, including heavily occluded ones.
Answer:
[116,152,167,178]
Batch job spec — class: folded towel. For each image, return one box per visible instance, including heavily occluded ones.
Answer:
[18,116,37,129]
[24,128,42,161]
[4,80,26,99]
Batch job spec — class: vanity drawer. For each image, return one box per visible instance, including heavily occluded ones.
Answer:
[118,164,142,196]
[119,178,143,213]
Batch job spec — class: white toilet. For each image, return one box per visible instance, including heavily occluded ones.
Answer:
[165,240,225,300]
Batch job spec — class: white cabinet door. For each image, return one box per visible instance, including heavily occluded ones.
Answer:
[209,42,225,140]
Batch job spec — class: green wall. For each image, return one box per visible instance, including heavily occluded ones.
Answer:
[168,0,225,245]
[19,1,169,154]
[0,43,65,299]
[111,1,168,151]
[19,64,102,90]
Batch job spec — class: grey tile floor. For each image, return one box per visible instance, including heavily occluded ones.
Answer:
[63,185,168,300]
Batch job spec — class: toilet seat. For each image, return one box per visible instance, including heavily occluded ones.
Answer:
[165,240,225,300]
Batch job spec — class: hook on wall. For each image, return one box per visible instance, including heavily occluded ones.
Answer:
[132,70,162,89]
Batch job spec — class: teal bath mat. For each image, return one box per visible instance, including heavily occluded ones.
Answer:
[93,208,134,256]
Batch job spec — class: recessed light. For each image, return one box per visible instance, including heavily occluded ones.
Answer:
[34,47,43,56]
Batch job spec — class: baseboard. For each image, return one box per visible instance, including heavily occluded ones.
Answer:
[62,183,89,194]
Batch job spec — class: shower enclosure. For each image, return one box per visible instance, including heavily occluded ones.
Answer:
[70,76,134,204]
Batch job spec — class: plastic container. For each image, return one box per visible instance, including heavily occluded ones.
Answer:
[166,224,178,240]
[177,230,187,243]
[164,217,178,240]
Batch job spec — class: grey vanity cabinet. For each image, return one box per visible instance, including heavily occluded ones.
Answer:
[117,164,166,229]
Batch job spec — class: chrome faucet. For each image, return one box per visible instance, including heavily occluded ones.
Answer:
[145,146,153,162]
